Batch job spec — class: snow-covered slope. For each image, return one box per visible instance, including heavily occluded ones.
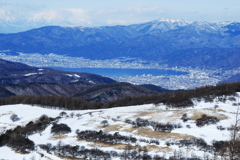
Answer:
[0,94,239,159]
[129,18,192,34]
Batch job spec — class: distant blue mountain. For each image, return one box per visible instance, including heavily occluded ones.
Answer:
[0,18,239,70]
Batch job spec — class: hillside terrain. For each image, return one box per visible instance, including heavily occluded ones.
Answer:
[139,84,174,93]
[0,92,239,159]
[0,59,165,101]
[0,59,115,85]
[74,82,158,102]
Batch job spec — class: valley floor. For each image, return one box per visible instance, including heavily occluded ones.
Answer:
[2,53,240,90]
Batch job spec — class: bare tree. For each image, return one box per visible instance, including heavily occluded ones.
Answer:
[89,112,92,117]
[10,114,18,122]
[101,120,108,127]
[75,129,80,134]
[70,112,75,118]
[37,126,45,136]
[228,105,240,160]
[76,113,81,120]
[59,111,67,118]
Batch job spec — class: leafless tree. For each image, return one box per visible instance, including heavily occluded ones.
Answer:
[70,112,75,118]
[89,112,92,117]
[10,114,18,122]
[37,126,45,136]
[59,111,67,118]
[75,113,81,119]
[101,120,108,127]
[228,105,240,160]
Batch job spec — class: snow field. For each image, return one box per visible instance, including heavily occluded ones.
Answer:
[0,95,239,159]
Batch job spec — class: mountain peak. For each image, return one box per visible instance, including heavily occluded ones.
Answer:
[156,18,192,24]
[130,18,193,34]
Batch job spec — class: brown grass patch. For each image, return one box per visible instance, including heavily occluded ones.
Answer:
[216,114,229,120]
[190,109,228,121]
[217,109,227,113]
[133,110,189,123]
[123,127,195,139]
[103,124,123,132]
[191,111,206,120]
[122,127,136,133]
[146,145,172,153]
[0,112,13,117]
[89,141,137,150]
[170,110,188,117]
[56,155,86,160]
[87,140,172,153]
[50,134,68,140]
[136,128,195,140]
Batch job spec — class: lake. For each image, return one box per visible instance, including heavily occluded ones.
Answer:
[51,67,188,77]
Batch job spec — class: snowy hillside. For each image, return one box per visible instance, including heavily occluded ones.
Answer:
[0,93,239,160]
[129,18,192,34]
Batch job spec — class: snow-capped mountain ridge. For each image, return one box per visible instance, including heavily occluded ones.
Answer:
[129,18,193,34]
[0,18,240,70]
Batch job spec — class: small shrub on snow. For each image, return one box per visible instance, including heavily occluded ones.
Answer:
[51,123,71,135]
[195,114,219,127]
[10,114,18,122]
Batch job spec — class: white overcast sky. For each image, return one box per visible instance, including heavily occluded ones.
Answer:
[1,0,240,26]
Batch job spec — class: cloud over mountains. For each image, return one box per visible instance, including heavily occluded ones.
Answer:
[1,0,240,33]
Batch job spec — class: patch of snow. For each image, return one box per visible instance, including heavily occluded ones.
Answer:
[74,74,80,78]
[24,73,38,76]
[66,74,73,77]
[89,80,95,84]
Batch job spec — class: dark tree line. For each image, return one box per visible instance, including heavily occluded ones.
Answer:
[77,130,137,144]
[39,139,229,160]
[125,118,182,132]
[39,141,168,160]
[76,129,160,146]
[166,138,229,156]
[40,141,111,159]
[1,82,240,110]
[0,95,104,110]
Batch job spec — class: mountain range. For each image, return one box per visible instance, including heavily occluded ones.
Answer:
[0,18,240,70]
